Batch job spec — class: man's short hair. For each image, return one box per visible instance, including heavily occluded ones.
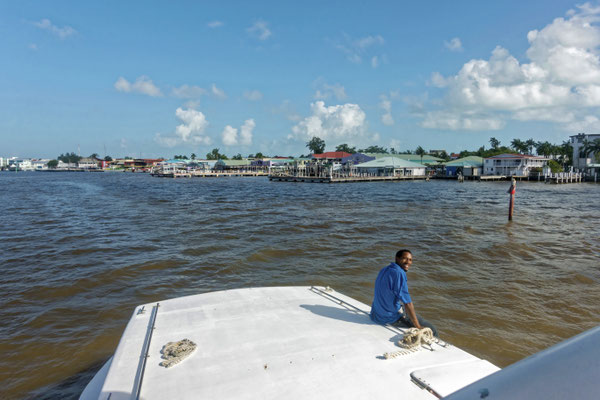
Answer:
[395,249,412,259]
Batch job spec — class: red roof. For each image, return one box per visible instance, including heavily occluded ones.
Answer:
[312,151,352,159]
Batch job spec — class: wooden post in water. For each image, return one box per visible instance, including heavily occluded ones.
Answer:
[507,178,516,221]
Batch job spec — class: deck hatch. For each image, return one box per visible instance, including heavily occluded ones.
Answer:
[410,359,499,398]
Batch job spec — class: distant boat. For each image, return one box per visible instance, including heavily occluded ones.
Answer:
[79,286,599,399]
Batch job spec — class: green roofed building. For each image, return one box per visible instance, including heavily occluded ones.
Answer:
[214,159,251,170]
[355,157,426,176]
[364,153,443,165]
[443,156,483,177]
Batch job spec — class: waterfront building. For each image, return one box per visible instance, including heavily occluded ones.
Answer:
[570,133,600,170]
[131,158,164,170]
[355,157,426,176]
[311,151,352,163]
[78,157,100,169]
[186,159,215,171]
[483,154,548,176]
[215,159,252,171]
[251,158,294,168]
[112,158,134,169]
[340,153,375,165]
[364,153,444,166]
[9,158,34,171]
[293,157,312,166]
[155,159,189,174]
[57,160,77,169]
[444,156,483,177]
[32,159,51,170]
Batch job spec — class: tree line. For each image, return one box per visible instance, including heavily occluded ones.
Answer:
[304,136,578,166]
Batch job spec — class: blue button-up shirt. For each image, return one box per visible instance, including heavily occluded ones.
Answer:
[370,262,412,324]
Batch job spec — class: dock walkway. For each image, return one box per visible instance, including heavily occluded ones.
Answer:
[545,172,583,184]
[269,174,428,183]
[152,171,268,178]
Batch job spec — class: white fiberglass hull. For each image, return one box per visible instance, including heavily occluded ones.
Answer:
[80,286,499,399]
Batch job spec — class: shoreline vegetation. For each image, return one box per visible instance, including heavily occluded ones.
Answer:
[3,136,600,183]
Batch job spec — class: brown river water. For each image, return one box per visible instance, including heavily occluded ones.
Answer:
[1,171,599,399]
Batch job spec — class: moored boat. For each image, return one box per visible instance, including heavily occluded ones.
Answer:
[80,286,502,399]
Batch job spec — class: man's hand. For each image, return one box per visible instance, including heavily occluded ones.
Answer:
[403,302,422,329]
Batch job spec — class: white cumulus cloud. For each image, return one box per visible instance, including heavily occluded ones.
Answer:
[175,108,210,144]
[565,114,600,132]
[221,125,238,146]
[429,71,449,88]
[171,84,207,98]
[155,108,212,148]
[421,4,600,132]
[444,37,463,52]
[221,119,255,146]
[247,20,271,40]
[240,119,255,145]
[289,101,368,142]
[115,76,163,97]
[33,19,76,39]
[314,81,347,101]
[211,84,227,99]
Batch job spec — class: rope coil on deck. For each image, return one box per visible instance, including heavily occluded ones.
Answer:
[159,339,197,368]
[383,328,435,359]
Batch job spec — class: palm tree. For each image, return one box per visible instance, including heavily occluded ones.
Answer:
[525,139,536,155]
[511,138,527,154]
[415,146,426,164]
[583,139,600,162]
[489,137,500,150]
[536,141,553,158]
[335,143,356,154]
[559,141,573,167]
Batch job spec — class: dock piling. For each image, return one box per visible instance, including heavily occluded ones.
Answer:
[508,178,516,221]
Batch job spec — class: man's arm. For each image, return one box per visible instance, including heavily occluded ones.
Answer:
[403,302,423,329]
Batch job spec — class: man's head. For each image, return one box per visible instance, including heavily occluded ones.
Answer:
[395,249,413,271]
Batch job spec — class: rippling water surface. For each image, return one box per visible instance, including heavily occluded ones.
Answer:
[1,171,599,399]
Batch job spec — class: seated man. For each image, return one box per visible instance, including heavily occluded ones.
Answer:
[370,249,438,336]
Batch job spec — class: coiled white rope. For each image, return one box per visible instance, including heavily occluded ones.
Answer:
[159,339,197,368]
[383,327,435,359]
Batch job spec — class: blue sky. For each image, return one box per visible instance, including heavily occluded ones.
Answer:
[2,0,599,159]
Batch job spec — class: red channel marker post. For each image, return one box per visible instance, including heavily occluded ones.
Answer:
[507,178,516,221]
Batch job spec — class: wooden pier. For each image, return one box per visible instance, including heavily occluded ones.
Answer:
[477,175,533,181]
[473,174,582,183]
[152,171,268,178]
[545,172,583,184]
[268,174,428,183]
[478,175,507,181]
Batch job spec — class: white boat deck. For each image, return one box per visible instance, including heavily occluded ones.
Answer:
[81,286,499,399]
